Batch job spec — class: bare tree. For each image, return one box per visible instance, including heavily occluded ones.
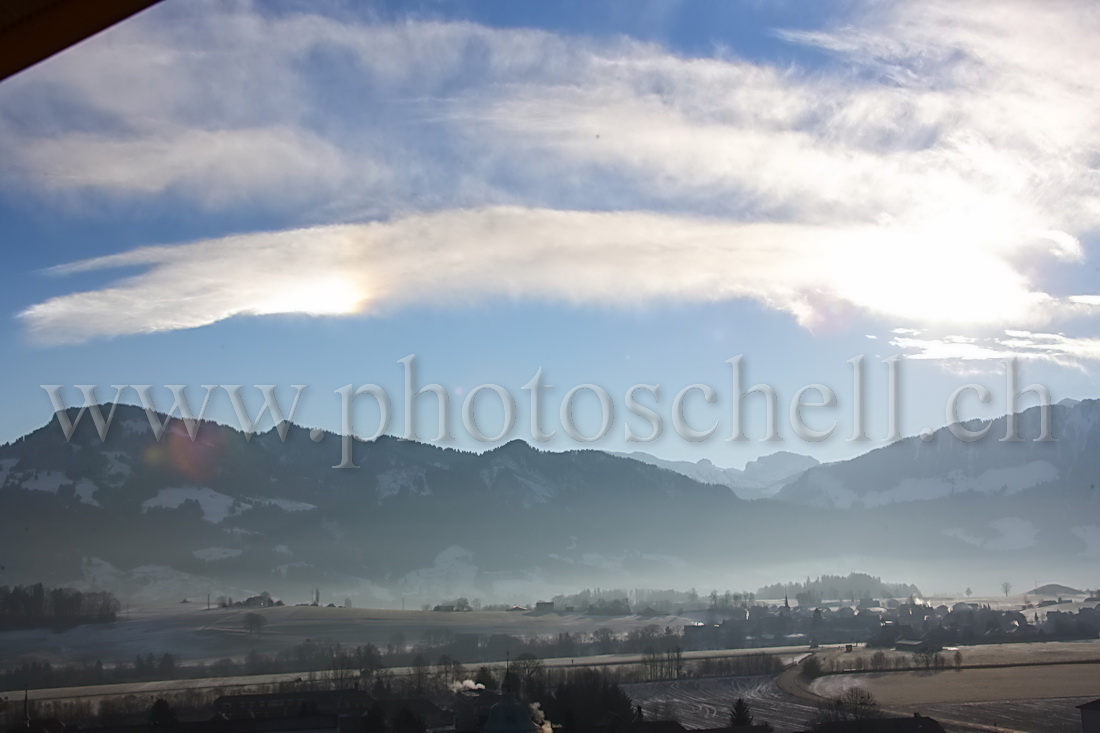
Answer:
[243,612,266,637]
[800,655,823,680]
[841,687,876,705]
[593,627,615,654]
[840,687,880,720]
[474,665,498,690]
[411,654,430,692]
[330,649,359,690]
[1001,582,1013,597]
[514,652,545,691]
[817,687,881,725]
[435,654,465,685]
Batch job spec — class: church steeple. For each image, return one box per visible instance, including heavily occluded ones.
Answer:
[501,651,516,696]
[484,651,536,733]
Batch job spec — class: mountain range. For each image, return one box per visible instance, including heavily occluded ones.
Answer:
[0,400,1096,604]
[607,450,818,500]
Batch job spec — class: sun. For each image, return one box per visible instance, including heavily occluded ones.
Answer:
[254,276,367,317]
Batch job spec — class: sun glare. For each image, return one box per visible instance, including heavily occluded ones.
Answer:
[255,277,366,317]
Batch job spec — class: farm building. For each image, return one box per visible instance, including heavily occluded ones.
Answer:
[1079,698,1100,733]
[894,638,941,654]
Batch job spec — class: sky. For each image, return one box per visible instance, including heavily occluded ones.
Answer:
[1,0,1100,467]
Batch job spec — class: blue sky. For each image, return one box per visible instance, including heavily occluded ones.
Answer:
[2,0,1100,466]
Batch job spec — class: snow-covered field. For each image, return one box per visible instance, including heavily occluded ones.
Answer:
[812,660,1100,704]
[624,676,818,733]
[141,487,244,523]
[0,604,700,668]
[139,488,317,523]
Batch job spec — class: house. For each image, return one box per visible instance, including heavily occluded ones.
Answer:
[534,601,555,613]
[894,638,941,654]
[1079,698,1100,733]
[482,688,538,733]
[682,623,720,650]
[454,689,503,733]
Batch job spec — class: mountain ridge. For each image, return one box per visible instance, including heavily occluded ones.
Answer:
[607,449,819,499]
[1,401,1097,604]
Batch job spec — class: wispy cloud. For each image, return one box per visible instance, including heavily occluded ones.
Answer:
[892,330,1100,367]
[18,127,351,206]
[16,207,1095,345]
[6,0,1100,346]
[12,208,925,343]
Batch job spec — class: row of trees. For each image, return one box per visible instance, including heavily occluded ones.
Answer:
[801,650,963,680]
[0,640,379,692]
[758,573,921,605]
[3,647,792,733]
[389,622,692,659]
[1,654,179,692]
[546,588,760,616]
[814,687,881,727]
[1,619,786,693]
[0,667,672,733]
[0,584,118,629]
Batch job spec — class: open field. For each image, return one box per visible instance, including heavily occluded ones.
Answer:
[811,664,1100,732]
[6,601,1099,733]
[800,642,1100,732]
[939,639,1100,667]
[10,648,813,704]
[810,639,1100,675]
[5,591,1093,668]
[0,604,706,667]
[624,676,819,733]
[894,698,1094,733]
[811,663,1100,704]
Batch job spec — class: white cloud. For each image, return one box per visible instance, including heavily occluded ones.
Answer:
[19,127,352,207]
[6,0,1100,344]
[17,206,1093,345]
[891,329,1100,367]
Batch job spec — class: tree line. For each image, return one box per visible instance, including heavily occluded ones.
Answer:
[0,584,119,629]
[1,630,781,694]
[758,573,921,605]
